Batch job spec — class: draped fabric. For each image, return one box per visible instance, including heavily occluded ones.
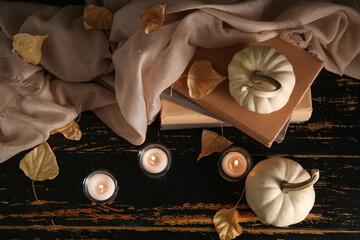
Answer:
[0,0,359,163]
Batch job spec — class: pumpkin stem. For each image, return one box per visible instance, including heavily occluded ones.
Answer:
[241,70,282,98]
[281,169,320,194]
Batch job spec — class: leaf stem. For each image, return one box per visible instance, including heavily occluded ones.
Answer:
[76,104,83,123]
[170,82,176,97]
[138,30,142,53]
[0,53,17,58]
[235,187,245,209]
[32,180,40,201]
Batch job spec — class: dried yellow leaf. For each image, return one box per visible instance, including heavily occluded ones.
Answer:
[214,208,242,240]
[19,142,59,181]
[51,120,82,141]
[84,5,113,30]
[197,129,232,161]
[13,33,48,65]
[140,4,166,34]
[187,60,226,99]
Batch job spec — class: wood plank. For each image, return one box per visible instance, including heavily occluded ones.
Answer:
[0,154,358,232]
[0,3,358,235]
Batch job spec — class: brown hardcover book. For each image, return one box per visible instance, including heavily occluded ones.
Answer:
[159,88,312,130]
[173,37,323,147]
[160,99,227,129]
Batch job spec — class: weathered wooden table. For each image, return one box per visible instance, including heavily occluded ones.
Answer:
[0,68,359,239]
[0,1,359,239]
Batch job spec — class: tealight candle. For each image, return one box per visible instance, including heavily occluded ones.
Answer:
[83,170,118,204]
[138,143,172,178]
[218,146,252,182]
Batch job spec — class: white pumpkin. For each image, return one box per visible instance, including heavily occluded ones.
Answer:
[228,45,296,114]
[245,157,319,227]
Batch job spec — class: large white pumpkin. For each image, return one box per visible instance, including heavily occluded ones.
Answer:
[245,157,319,227]
[228,45,296,114]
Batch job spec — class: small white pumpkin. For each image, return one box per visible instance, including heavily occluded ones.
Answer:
[228,45,296,114]
[245,157,319,227]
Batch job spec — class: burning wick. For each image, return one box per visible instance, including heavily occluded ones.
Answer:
[139,144,172,178]
[218,147,252,182]
[83,170,118,204]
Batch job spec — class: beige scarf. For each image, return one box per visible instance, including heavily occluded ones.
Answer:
[0,0,359,163]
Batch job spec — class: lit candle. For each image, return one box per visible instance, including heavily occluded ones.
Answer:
[138,143,172,178]
[218,147,252,181]
[83,170,118,204]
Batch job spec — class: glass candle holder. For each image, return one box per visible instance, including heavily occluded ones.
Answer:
[83,170,118,205]
[138,143,172,179]
[218,146,252,182]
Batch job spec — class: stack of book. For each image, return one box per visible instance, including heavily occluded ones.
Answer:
[159,37,323,147]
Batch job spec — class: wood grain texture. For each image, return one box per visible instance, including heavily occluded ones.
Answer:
[0,0,359,238]
[0,69,359,239]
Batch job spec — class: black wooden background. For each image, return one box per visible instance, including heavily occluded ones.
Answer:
[0,1,359,239]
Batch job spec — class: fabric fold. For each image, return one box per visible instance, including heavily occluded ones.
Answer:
[0,0,359,163]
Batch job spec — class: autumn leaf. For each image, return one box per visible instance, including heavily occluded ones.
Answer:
[13,33,48,65]
[197,129,232,161]
[187,60,226,99]
[50,120,82,141]
[19,142,59,181]
[84,5,113,30]
[140,4,166,34]
[214,208,242,240]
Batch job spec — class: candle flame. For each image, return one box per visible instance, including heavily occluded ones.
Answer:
[234,159,239,166]
[150,155,157,165]
[98,184,106,193]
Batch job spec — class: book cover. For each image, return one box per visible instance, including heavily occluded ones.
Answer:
[172,37,323,147]
[159,88,313,130]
